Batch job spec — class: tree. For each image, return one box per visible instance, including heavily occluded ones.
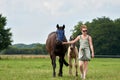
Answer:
[88,17,115,55]
[72,17,120,55]
[0,14,12,51]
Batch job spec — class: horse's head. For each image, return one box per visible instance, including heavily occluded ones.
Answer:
[69,35,75,50]
[55,24,65,46]
[56,24,65,41]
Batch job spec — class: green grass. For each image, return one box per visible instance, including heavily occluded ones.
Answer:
[0,57,120,80]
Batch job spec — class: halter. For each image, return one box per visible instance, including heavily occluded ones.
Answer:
[56,29,65,42]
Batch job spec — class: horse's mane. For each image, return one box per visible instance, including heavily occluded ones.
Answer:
[48,32,56,36]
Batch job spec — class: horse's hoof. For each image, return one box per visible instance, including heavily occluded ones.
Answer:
[53,75,56,77]
[58,73,62,77]
[69,73,73,76]
[76,72,78,76]
[53,73,56,77]
[76,74,78,76]
[66,63,69,67]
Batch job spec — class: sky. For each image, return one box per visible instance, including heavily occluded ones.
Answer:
[0,0,120,44]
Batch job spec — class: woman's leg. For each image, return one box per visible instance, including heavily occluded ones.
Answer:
[83,61,88,79]
[79,61,84,78]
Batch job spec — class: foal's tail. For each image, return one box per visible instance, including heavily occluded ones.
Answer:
[63,59,69,66]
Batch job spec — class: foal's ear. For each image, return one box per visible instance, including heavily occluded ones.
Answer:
[63,24,65,29]
[56,24,59,29]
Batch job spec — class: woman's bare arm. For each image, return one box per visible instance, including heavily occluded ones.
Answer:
[89,36,94,58]
[62,36,80,44]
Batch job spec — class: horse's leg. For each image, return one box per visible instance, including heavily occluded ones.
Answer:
[58,57,64,77]
[50,54,56,77]
[63,58,69,66]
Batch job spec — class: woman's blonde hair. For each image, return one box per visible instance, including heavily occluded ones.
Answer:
[80,25,87,31]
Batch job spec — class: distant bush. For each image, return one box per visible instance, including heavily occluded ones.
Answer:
[0,43,48,55]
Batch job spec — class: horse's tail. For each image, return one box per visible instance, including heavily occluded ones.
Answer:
[63,59,69,66]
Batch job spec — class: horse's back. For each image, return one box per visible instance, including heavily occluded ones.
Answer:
[46,32,56,53]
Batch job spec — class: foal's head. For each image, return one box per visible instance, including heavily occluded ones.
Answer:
[69,36,75,50]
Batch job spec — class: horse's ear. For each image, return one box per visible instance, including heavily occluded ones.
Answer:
[56,24,59,29]
[63,24,65,29]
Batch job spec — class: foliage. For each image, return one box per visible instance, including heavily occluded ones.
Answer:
[0,14,12,51]
[72,17,120,55]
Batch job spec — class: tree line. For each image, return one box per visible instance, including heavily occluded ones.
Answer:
[0,43,47,55]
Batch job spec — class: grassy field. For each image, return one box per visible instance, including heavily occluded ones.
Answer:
[0,55,120,80]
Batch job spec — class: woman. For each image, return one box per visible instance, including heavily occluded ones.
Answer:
[63,25,94,79]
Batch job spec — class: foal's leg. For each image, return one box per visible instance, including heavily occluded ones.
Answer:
[69,56,72,75]
[74,47,78,76]
[74,58,78,76]
[51,55,56,77]
[68,47,72,75]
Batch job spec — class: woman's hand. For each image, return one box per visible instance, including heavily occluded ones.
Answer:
[62,42,67,45]
[92,53,94,58]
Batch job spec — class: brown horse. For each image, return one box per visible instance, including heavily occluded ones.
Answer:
[67,35,78,76]
[46,24,69,77]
